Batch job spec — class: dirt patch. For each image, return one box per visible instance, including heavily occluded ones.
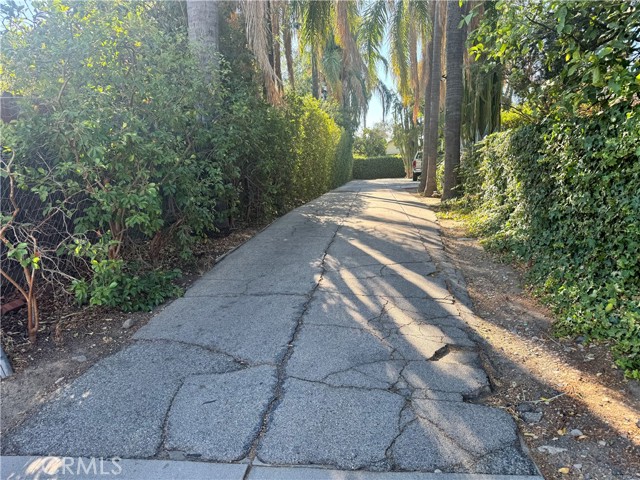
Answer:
[433,205,640,480]
[0,227,260,434]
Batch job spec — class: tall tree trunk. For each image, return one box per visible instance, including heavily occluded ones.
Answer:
[311,48,320,99]
[187,1,225,225]
[186,1,219,82]
[271,1,283,87]
[442,0,464,200]
[284,19,295,89]
[266,1,275,74]
[423,1,444,197]
[419,1,436,193]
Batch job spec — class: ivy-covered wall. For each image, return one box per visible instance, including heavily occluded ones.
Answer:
[457,115,640,377]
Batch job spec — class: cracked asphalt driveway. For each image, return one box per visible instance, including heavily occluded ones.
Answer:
[2,179,539,477]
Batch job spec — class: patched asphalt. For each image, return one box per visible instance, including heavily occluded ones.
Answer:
[2,179,540,479]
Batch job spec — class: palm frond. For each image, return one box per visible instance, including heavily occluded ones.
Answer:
[389,0,410,104]
[243,0,282,104]
[360,0,388,81]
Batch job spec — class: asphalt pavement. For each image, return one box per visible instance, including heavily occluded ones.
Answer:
[1,179,542,480]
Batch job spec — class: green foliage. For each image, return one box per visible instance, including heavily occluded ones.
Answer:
[332,130,354,188]
[290,96,342,203]
[354,127,387,157]
[2,0,236,258]
[456,116,640,378]
[352,156,404,180]
[391,104,420,178]
[473,1,640,116]
[0,1,348,323]
[72,259,183,312]
[500,106,533,130]
[462,0,640,378]
[435,159,445,194]
[231,93,343,219]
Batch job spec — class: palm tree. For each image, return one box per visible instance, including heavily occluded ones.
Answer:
[283,7,295,90]
[418,1,436,192]
[442,0,465,200]
[297,0,369,126]
[361,0,432,179]
[423,1,445,197]
[243,0,282,104]
[186,1,220,82]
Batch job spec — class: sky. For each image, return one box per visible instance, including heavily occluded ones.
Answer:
[364,40,394,129]
[365,92,385,128]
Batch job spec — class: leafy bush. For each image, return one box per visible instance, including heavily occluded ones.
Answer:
[2,1,236,260]
[232,93,343,219]
[72,259,183,312]
[0,1,351,328]
[332,131,355,187]
[500,106,533,130]
[460,0,640,377]
[456,114,640,377]
[354,127,387,157]
[352,156,405,180]
[290,96,342,203]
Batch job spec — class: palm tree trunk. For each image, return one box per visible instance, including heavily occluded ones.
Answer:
[423,1,444,197]
[284,19,295,89]
[186,1,219,83]
[271,1,283,86]
[311,48,320,99]
[419,1,436,193]
[442,0,464,200]
[266,1,275,73]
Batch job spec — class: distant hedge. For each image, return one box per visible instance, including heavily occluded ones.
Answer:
[352,155,405,179]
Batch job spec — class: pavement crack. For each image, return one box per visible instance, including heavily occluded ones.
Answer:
[288,375,404,395]
[156,378,184,457]
[410,403,478,457]
[384,398,415,468]
[186,292,307,298]
[320,358,400,385]
[244,190,362,468]
[135,338,250,369]
[389,359,410,392]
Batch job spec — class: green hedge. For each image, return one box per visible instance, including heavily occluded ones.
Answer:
[332,130,354,187]
[352,155,405,180]
[456,116,640,378]
[0,1,347,314]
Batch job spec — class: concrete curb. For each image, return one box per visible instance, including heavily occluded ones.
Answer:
[1,456,544,480]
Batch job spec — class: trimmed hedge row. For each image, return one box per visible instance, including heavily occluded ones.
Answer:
[352,155,405,180]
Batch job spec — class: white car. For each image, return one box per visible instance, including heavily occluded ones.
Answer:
[412,151,422,181]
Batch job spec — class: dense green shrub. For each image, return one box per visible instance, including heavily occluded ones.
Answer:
[465,0,640,377]
[332,131,355,187]
[72,259,183,312]
[231,93,343,219]
[2,1,237,259]
[456,113,640,377]
[1,1,347,319]
[352,156,405,180]
[290,96,342,203]
[500,106,533,130]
